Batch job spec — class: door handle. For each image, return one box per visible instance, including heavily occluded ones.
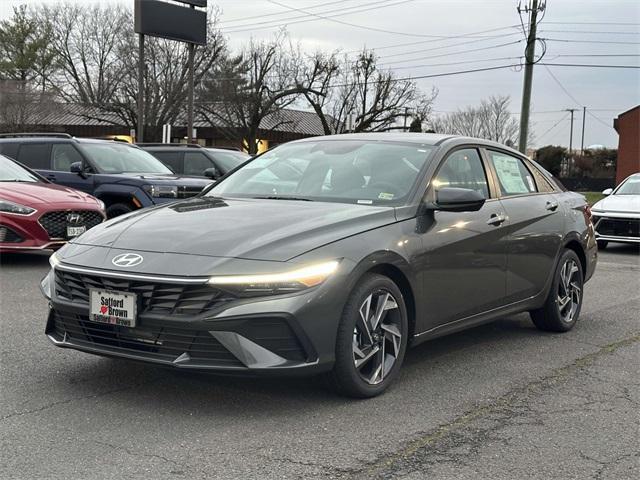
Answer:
[546,201,559,211]
[487,213,507,226]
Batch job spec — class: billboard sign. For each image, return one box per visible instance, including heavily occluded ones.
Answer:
[134,0,207,46]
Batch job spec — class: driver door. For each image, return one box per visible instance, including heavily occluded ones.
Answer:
[419,147,509,327]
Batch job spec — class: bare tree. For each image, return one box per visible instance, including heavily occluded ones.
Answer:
[431,95,525,146]
[198,33,319,154]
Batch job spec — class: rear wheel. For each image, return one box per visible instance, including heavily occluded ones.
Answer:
[530,249,584,332]
[326,274,408,398]
[597,240,608,250]
[106,203,133,219]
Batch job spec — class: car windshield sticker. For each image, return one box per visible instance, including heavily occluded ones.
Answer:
[378,192,395,200]
[492,154,529,194]
[357,199,373,205]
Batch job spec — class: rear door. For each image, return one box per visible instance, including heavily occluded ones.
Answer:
[150,150,184,175]
[184,151,216,177]
[16,143,52,176]
[420,147,508,326]
[484,149,564,303]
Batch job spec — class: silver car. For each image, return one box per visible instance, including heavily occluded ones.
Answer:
[592,172,640,248]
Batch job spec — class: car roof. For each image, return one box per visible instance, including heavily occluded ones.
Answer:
[289,132,523,154]
[0,135,134,146]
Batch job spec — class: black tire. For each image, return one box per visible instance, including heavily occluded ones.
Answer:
[597,240,608,250]
[530,249,584,333]
[106,203,133,219]
[326,273,409,398]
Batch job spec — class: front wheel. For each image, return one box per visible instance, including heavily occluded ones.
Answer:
[326,274,408,398]
[530,249,584,332]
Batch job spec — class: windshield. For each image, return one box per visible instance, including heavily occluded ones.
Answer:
[615,176,640,195]
[79,143,173,174]
[208,150,250,173]
[0,155,41,182]
[207,140,435,206]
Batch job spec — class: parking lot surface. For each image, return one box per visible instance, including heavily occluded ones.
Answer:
[1,245,638,479]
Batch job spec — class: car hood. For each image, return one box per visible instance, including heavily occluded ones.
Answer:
[113,173,212,187]
[71,196,397,262]
[0,181,99,207]
[593,194,640,214]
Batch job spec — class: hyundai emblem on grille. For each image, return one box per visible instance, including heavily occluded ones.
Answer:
[66,213,83,224]
[112,253,144,267]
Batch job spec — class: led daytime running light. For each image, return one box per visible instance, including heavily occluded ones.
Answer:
[208,260,339,288]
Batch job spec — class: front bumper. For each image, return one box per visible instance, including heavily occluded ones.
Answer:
[593,214,640,244]
[42,264,348,375]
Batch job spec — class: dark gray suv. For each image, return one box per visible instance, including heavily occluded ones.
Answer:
[42,133,597,397]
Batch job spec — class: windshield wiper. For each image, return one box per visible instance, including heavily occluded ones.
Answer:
[252,195,313,202]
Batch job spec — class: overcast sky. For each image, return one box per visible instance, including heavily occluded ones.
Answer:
[1,0,638,148]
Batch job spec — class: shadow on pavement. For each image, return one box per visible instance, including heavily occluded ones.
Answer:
[0,251,52,267]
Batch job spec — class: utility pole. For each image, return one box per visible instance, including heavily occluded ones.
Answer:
[187,3,196,144]
[566,108,577,176]
[137,34,145,143]
[517,0,543,154]
[580,106,586,155]
[403,107,409,132]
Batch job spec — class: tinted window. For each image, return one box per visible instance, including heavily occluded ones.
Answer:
[487,150,537,196]
[0,143,19,160]
[616,176,640,195]
[209,140,435,206]
[207,150,249,173]
[52,143,83,171]
[17,143,51,169]
[433,148,489,198]
[152,151,183,173]
[184,152,213,176]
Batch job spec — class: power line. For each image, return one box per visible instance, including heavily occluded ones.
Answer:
[540,29,640,35]
[539,62,640,68]
[220,0,359,24]
[379,40,524,65]
[538,113,570,139]
[221,0,413,33]
[544,21,640,26]
[378,36,522,60]
[543,38,640,45]
[384,56,524,71]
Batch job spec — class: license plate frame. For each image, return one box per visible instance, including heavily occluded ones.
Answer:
[89,289,137,328]
[67,225,87,238]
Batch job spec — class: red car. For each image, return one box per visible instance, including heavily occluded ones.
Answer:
[0,154,105,252]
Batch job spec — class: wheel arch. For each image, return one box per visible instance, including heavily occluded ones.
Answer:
[562,233,587,275]
[347,251,418,339]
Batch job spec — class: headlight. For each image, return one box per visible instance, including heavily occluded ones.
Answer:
[0,199,36,215]
[49,251,61,268]
[143,185,178,198]
[208,260,340,296]
[96,199,106,211]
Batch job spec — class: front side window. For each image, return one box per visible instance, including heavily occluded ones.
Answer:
[208,140,435,206]
[78,143,173,174]
[17,143,51,169]
[52,144,83,172]
[488,150,537,196]
[184,152,213,176]
[615,176,640,195]
[433,148,489,198]
[152,151,183,173]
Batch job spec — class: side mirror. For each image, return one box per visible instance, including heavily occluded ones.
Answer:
[69,162,83,174]
[203,167,220,179]
[602,188,613,195]
[426,187,486,212]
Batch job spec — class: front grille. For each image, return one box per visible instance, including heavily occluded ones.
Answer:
[595,217,640,238]
[50,311,243,366]
[39,210,104,239]
[177,186,205,199]
[55,270,237,316]
[0,225,23,243]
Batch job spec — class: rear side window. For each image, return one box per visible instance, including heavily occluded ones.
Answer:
[527,161,556,193]
[52,144,84,171]
[152,151,183,173]
[433,148,489,199]
[17,143,52,169]
[184,151,213,176]
[487,150,537,196]
[0,143,19,160]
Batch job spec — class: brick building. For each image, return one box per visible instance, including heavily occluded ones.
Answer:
[613,105,640,184]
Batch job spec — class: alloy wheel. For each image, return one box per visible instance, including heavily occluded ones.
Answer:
[557,258,581,323]
[353,289,403,385]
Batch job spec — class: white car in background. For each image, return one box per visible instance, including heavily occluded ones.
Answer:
[591,172,640,248]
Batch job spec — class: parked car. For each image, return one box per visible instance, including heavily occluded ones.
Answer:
[591,172,640,248]
[0,154,105,252]
[42,133,597,397]
[0,134,212,218]
[140,144,250,180]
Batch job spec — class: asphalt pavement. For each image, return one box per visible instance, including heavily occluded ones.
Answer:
[0,244,638,479]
